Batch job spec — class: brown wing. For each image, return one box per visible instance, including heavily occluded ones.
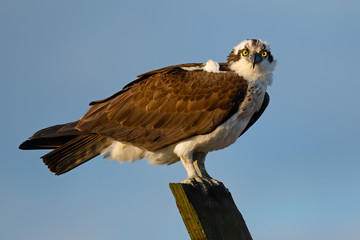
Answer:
[76,65,248,151]
[88,63,204,106]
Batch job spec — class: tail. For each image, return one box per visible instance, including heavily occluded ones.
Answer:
[19,121,111,175]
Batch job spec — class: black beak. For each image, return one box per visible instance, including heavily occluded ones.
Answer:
[251,53,261,68]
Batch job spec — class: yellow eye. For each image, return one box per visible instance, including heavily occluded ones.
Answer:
[261,50,268,58]
[242,49,249,56]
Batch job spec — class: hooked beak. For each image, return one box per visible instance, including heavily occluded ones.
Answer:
[250,53,261,68]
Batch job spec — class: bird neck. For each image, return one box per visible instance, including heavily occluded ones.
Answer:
[228,60,274,86]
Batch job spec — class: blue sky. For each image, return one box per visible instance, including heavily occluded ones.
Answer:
[1,0,359,239]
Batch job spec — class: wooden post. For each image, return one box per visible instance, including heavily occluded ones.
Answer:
[169,183,253,240]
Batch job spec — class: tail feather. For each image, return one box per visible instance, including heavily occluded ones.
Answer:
[19,121,111,175]
[42,135,111,175]
[19,121,82,150]
[19,136,77,149]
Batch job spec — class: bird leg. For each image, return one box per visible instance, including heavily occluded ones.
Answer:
[180,153,204,186]
[193,152,222,186]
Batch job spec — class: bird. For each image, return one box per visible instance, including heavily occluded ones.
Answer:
[19,39,276,186]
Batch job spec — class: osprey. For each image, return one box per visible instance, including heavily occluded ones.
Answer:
[20,39,276,186]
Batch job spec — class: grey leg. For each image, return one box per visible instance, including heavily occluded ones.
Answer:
[193,152,221,185]
[193,152,210,178]
[180,153,203,185]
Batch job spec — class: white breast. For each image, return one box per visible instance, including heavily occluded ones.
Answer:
[173,81,266,156]
[102,81,267,166]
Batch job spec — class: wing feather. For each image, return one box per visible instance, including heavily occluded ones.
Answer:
[77,65,248,151]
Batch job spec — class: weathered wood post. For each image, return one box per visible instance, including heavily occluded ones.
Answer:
[169,183,252,240]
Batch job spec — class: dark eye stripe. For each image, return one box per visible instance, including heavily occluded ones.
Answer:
[268,52,274,63]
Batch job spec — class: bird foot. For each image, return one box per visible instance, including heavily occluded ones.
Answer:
[181,176,204,185]
[203,177,223,186]
[181,176,223,192]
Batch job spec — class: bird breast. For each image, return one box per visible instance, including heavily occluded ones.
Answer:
[173,82,266,155]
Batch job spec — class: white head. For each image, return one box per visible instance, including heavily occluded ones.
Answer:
[227,39,276,84]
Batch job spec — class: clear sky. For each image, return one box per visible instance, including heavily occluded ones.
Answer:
[1,0,359,239]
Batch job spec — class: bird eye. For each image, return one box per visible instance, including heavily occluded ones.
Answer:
[242,49,249,56]
[261,50,268,58]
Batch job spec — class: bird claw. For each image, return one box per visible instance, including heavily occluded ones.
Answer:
[204,177,223,186]
[182,176,223,192]
[181,176,204,185]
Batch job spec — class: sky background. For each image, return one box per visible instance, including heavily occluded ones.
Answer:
[1,0,359,239]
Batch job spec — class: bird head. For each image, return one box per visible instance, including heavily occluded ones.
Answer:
[227,39,276,82]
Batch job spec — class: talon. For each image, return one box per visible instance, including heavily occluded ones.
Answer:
[202,177,214,185]
[181,176,203,185]
[182,177,211,192]
[210,178,223,186]
[201,177,222,186]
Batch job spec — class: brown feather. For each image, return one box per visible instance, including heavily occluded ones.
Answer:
[76,64,249,151]
[19,61,270,176]
[41,135,111,175]
[239,92,270,137]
